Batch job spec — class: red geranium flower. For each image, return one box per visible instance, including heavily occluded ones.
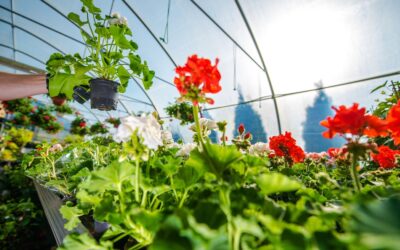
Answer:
[320,103,387,139]
[238,123,245,134]
[79,122,86,128]
[174,54,221,105]
[371,145,400,169]
[327,147,348,160]
[386,100,400,145]
[43,115,50,121]
[269,132,305,165]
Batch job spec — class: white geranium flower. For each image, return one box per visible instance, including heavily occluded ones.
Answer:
[119,16,128,26]
[248,142,269,156]
[200,118,218,130]
[114,114,162,150]
[190,118,218,132]
[49,143,63,153]
[108,12,128,26]
[111,12,121,19]
[176,143,197,157]
[161,130,174,145]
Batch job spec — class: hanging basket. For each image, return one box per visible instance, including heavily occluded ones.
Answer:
[90,79,119,111]
[51,96,67,106]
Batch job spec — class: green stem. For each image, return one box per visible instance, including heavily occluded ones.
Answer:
[178,189,189,208]
[222,129,226,146]
[141,189,148,208]
[233,230,241,250]
[113,233,128,243]
[170,176,178,202]
[49,158,56,179]
[135,158,141,202]
[350,153,362,193]
[193,104,204,148]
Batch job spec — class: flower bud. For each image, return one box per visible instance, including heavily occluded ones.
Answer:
[238,123,245,134]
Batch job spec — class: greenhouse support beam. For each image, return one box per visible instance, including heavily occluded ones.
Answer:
[234,0,282,134]
[203,69,400,111]
[121,0,177,67]
[131,77,159,114]
[119,94,153,106]
[10,0,16,63]
[0,56,45,74]
[82,104,101,122]
[0,19,66,55]
[0,5,85,46]
[0,43,45,65]
[189,0,264,72]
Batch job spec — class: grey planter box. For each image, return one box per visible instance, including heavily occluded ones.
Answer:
[34,181,86,246]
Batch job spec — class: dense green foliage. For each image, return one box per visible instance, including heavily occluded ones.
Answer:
[23,132,400,250]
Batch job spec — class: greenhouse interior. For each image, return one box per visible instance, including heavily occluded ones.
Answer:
[1,0,400,249]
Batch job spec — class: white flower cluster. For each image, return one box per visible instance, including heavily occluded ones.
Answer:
[176,143,197,157]
[161,130,179,148]
[190,118,218,135]
[248,142,271,157]
[109,12,128,26]
[49,143,63,153]
[114,114,162,150]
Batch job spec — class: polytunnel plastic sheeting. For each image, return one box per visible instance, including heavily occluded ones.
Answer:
[1,0,400,150]
[241,0,400,94]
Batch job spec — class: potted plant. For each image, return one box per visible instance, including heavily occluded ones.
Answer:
[70,117,89,136]
[105,117,121,128]
[53,103,74,116]
[165,102,196,125]
[0,127,34,162]
[31,106,63,134]
[89,122,108,135]
[46,0,155,111]
[51,94,67,106]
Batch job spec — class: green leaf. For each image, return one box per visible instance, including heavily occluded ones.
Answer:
[117,65,130,90]
[109,25,133,50]
[142,61,154,89]
[202,143,244,177]
[67,13,86,26]
[60,205,84,231]
[256,173,302,196]
[173,165,204,189]
[80,0,101,14]
[48,73,90,98]
[128,53,142,74]
[59,233,113,250]
[370,81,387,93]
[350,196,400,249]
[86,161,134,193]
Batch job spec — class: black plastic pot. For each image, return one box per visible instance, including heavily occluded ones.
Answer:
[90,79,119,111]
[73,86,91,104]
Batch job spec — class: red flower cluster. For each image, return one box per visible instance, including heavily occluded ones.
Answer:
[79,122,86,128]
[174,54,221,105]
[371,146,400,169]
[386,100,400,145]
[269,132,305,165]
[320,103,387,139]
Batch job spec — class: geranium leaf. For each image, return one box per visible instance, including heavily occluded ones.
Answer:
[59,233,113,250]
[256,173,302,195]
[67,13,86,27]
[86,161,134,193]
[60,205,84,231]
[80,0,101,14]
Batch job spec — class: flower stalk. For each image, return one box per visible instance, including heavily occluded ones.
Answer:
[350,153,362,193]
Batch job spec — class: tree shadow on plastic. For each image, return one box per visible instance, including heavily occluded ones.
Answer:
[233,88,267,143]
[302,84,344,152]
